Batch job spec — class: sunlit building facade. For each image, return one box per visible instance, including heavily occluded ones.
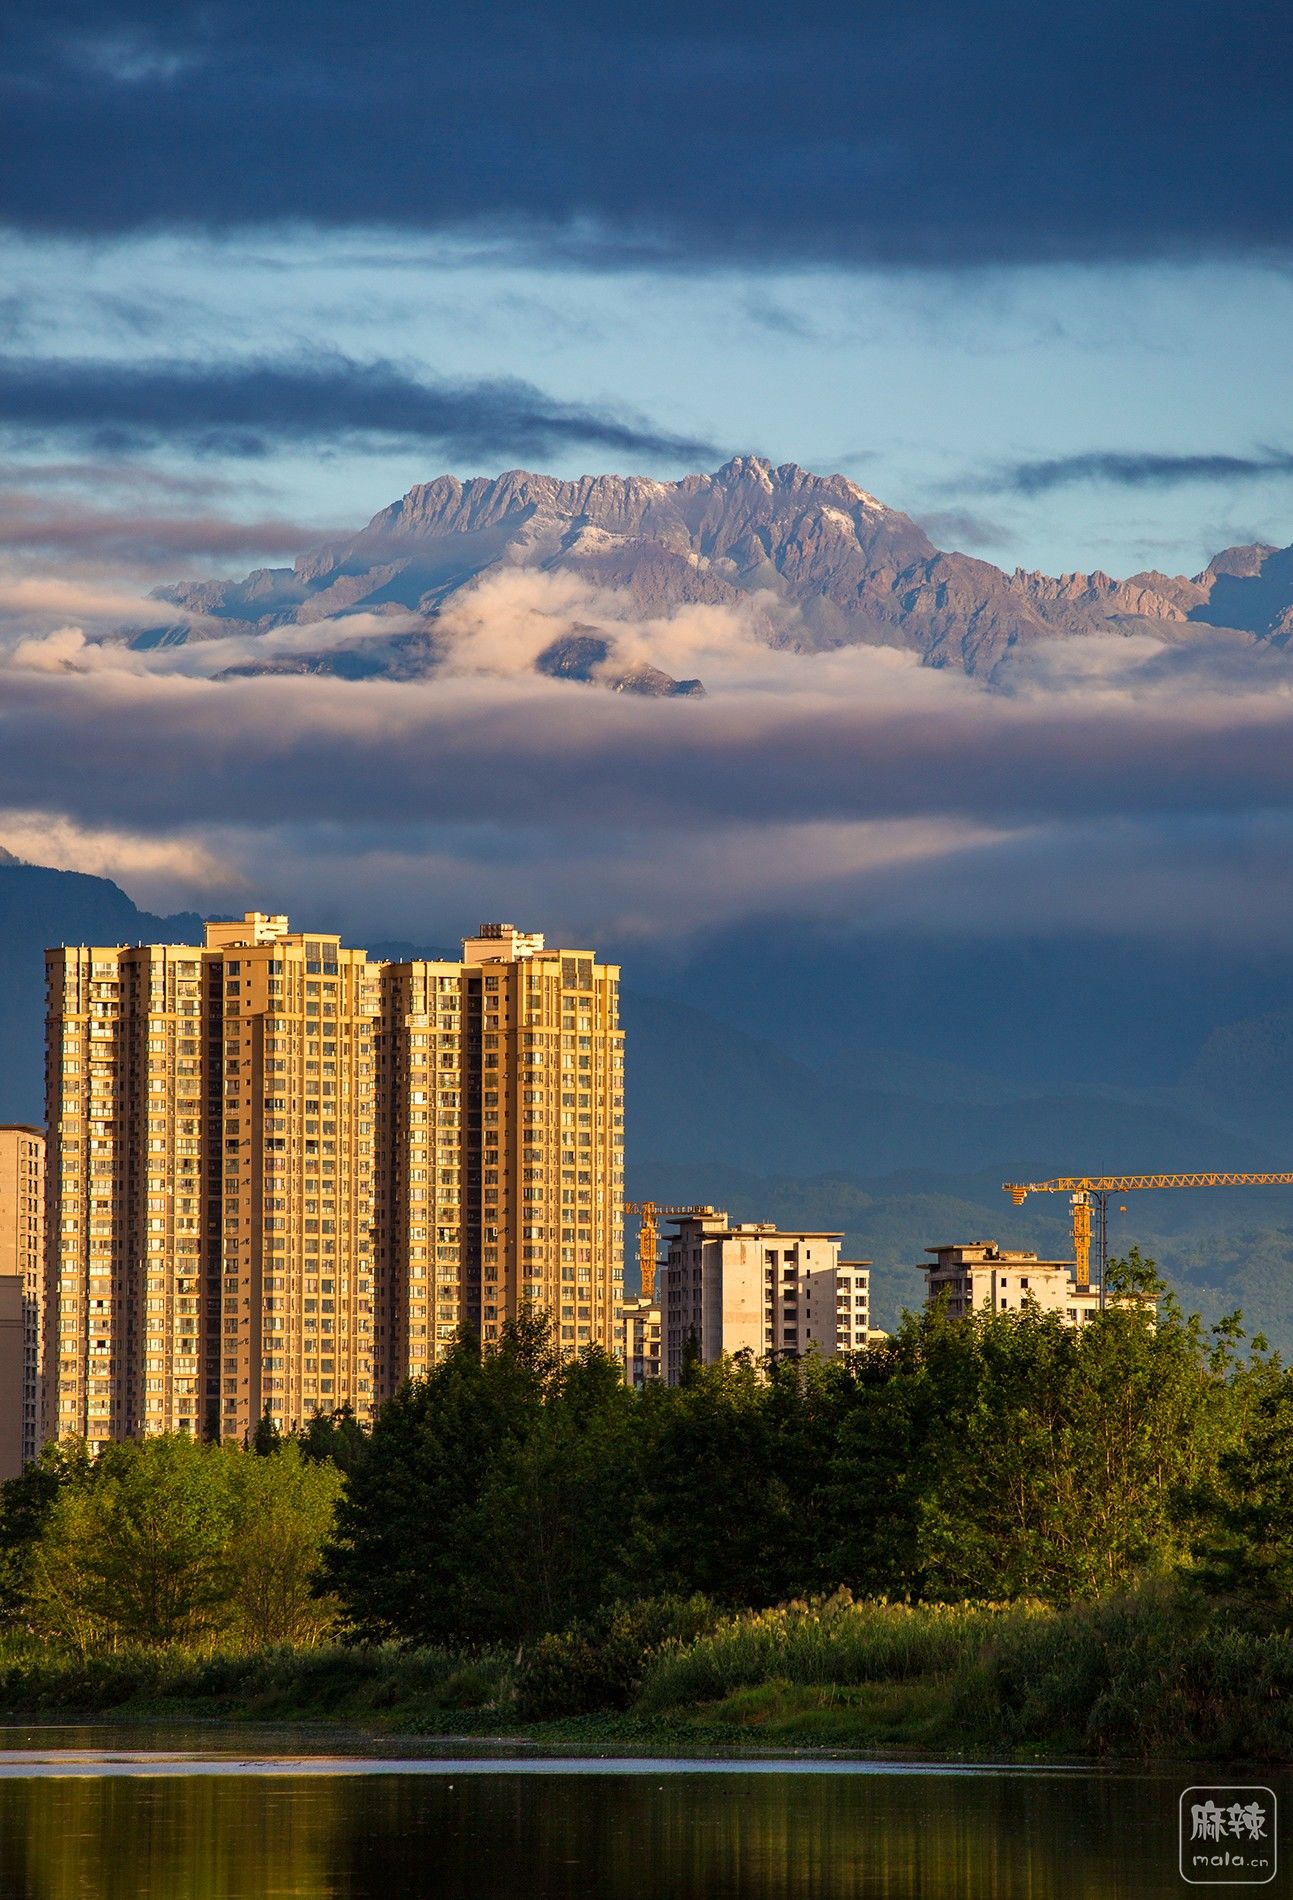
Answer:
[658,1211,872,1384]
[923,1241,1102,1326]
[620,1293,663,1387]
[207,917,381,1440]
[44,917,380,1447]
[377,925,625,1390]
[43,914,624,1445]
[0,1124,45,1466]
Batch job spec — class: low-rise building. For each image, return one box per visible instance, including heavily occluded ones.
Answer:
[620,1293,662,1387]
[924,1240,1102,1325]
[658,1210,872,1383]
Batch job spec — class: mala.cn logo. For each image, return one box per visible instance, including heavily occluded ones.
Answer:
[1180,1787,1277,1885]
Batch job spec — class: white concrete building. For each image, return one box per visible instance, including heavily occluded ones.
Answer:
[658,1210,872,1383]
[620,1292,663,1387]
[924,1240,1102,1326]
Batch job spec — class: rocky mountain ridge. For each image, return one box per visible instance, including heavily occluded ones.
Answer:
[139,456,1293,686]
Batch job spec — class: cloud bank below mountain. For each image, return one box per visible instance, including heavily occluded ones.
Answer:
[4,548,1293,946]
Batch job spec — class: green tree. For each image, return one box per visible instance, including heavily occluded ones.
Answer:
[298,1403,370,1477]
[908,1259,1254,1602]
[472,1347,642,1639]
[626,1354,797,1607]
[226,1440,343,1645]
[0,1439,92,1628]
[824,1313,971,1599]
[1193,1367,1293,1617]
[28,1436,233,1650]
[250,1406,282,1456]
[322,1315,556,1645]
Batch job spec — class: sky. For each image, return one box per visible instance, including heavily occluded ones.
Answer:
[2,0,1293,948]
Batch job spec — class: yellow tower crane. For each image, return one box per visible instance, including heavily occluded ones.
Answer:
[623,1201,719,1300]
[1002,1172,1293,1293]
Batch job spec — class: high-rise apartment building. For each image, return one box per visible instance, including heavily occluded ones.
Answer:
[377,925,625,1388]
[658,1210,872,1384]
[45,942,212,1449]
[43,914,624,1446]
[44,917,380,1447]
[0,1125,44,1465]
[207,917,380,1440]
[0,1278,22,1480]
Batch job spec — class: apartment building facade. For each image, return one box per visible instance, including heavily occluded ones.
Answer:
[377,925,625,1389]
[924,1241,1102,1325]
[45,940,212,1448]
[620,1293,662,1387]
[0,1124,44,1466]
[43,913,624,1445]
[658,1210,872,1384]
[43,918,380,1446]
[0,1278,21,1480]
[206,917,381,1439]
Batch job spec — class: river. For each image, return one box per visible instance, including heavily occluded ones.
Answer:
[0,1728,1282,1897]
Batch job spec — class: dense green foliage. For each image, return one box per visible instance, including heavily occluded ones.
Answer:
[0,1434,341,1652]
[2,1585,1292,1761]
[2,1251,1292,1764]
[1192,1369,1293,1614]
[325,1256,1281,1643]
[0,1636,512,1722]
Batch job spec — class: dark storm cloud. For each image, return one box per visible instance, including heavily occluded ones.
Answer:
[0,353,716,463]
[995,450,1293,496]
[2,1,1290,265]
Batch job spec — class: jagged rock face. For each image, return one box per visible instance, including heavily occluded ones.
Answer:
[533,630,704,696]
[145,456,1293,684]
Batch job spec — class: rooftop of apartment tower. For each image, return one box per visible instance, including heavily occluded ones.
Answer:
[190,914,618,969]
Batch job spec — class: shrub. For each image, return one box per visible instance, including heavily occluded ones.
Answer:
[956,1582,1293,1759]
[516,1596,717,1719]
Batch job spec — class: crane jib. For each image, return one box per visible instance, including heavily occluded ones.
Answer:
[1004,1173,1293,1201]
[1000,1173,1293,1300]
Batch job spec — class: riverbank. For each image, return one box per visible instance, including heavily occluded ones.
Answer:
[2,1588,1290,1762]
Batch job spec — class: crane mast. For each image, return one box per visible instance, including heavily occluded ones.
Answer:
[623,1201,719,1300]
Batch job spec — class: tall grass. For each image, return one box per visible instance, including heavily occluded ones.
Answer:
[0,1636,513,1721]
[3,1588,1291,1759]
[957,1584,1293,1759]
[635,1590,1028,1712]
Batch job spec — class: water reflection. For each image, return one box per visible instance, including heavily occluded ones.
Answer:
[0,1751,1275,1900]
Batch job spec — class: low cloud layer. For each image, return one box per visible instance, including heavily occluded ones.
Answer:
[0,489,320,565]
[0,352,716,464]
[3,563,1293,944]
[3,2,1291,269]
